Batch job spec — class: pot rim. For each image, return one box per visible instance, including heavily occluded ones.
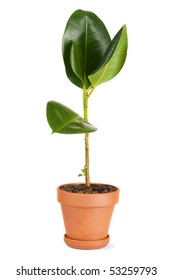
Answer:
[57,182,120,208]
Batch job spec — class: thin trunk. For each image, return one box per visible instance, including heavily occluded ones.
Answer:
[83,87,90,187]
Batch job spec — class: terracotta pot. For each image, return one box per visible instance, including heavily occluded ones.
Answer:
[57,183,119,250]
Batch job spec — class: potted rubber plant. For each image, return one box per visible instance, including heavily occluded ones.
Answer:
[46,9,128,249]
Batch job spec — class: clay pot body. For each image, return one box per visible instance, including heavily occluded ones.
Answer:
[57,183,119,250]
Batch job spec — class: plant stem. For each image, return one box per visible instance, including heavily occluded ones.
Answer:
[83,86,90,187]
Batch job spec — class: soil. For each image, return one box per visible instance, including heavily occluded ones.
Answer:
[59,183,117,194]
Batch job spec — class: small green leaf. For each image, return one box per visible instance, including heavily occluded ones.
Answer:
[88,25,128,87]
[78,165,88,177]
[46,101,97,134]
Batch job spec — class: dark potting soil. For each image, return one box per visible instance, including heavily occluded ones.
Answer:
[59,184,117,194]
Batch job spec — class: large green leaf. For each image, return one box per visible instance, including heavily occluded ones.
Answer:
[46,101,97,134]
[88,25,128,87]
[62,9,111,89]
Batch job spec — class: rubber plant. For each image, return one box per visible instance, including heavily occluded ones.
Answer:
[46,9,128,249]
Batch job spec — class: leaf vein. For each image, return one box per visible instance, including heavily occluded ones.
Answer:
[54,115,80,132]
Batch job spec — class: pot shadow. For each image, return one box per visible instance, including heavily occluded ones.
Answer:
[101,243,115,250]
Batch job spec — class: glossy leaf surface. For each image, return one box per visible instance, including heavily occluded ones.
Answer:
[88,25,128,87]
[70,42,84,83]
[62,9,111,88]
[46,101,97,134]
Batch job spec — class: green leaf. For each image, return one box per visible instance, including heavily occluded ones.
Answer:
[62,9,111,89]
[88,25,128,87]
[70,42,84,83]
[46,101,97,134]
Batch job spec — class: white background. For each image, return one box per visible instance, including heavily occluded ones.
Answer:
[0,0,173,279]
